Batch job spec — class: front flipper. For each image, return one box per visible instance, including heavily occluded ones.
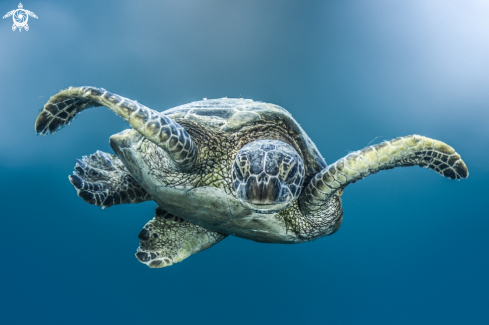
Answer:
[35,86,197,169]
[300,135,469,215]
[136,207,227,268]
[69,150,152,208]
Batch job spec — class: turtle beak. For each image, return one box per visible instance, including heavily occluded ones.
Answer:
[245,173,281,205]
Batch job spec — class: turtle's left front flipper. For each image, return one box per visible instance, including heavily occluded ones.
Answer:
[300,135,468,215]
[35,87,197,170]
[136,207,227,268]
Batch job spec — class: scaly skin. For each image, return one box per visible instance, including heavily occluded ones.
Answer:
[35,86,197,169]
[299,135,469,219]
[136,207,227,268]
[35,88,470,267]
[69,150,153,209]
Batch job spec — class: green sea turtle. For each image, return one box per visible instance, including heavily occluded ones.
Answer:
[35,86,469,268]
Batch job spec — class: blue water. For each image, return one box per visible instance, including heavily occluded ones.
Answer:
[1,1,488,324]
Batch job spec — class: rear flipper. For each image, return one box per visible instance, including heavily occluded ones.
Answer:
[136,207,227,268]
[69,150,152,208]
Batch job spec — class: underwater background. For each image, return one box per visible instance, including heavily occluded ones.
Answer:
[1,0,488,324]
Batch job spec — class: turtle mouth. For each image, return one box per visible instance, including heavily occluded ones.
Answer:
[245,176,283,205]
[235,176,295,214]
[238,200,292,215]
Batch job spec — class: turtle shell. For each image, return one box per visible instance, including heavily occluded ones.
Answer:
[162,98,327,178]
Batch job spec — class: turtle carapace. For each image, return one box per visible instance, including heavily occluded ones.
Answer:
[35,87,469,268]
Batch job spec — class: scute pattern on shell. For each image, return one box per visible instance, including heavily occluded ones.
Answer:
[163,98,327,179]
[34,86,470,269]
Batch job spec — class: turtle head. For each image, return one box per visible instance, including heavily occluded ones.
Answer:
[231,140,305,214]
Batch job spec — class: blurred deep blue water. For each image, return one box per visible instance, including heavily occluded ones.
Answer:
[1,1,488,324]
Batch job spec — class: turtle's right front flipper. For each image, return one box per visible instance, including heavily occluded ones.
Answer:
[300,135,469,217]
[35,86,197,169]
[69,150,152,209]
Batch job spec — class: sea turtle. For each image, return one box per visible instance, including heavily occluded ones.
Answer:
[35,86,469,268]
[2,3,37,32]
